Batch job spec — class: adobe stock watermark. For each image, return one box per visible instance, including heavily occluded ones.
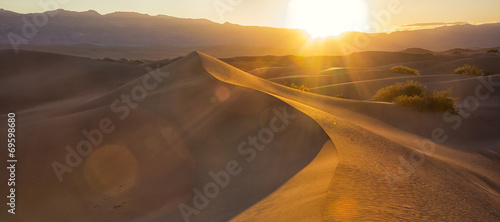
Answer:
[51,67,170,182]
[213,0,243,23]
[178,106,297,222]
[7,0,72,53]
[385,75,500,190]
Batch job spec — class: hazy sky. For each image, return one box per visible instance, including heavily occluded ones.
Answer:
[2,0,500,31]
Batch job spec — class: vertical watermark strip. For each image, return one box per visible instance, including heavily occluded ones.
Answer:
[6,113,17,215]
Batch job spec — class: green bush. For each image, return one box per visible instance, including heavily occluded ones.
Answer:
[394,95,428,111]
[452,51,461,54]
[374,80,425,102]
[454,64,485,76]
[426,89,457,113]
[283,82,309,92]
[374,81,458,113]
[390,65,420,75]
[487,49,498,53]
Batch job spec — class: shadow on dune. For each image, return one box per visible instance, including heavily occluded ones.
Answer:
[152,52,332,221]
[3,50,332,222]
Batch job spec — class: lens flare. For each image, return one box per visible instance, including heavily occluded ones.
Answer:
[83,145,138,196]
[286,0,369,38]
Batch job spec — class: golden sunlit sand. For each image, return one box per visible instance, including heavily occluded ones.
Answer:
[2,49,499,221]
[1,1,500,221]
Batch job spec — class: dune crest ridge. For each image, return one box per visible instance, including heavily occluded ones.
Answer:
[188,51,500,221]
[2,50,500,221]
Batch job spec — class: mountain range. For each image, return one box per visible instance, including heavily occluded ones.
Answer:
[0,9,499,58]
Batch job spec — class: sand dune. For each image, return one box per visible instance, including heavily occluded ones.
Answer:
[421,56,500,75]
[1,50,500,221]
[310,74,475,99]
[2,51,329,222]
[196,52,500,221]
[0,50,146,113]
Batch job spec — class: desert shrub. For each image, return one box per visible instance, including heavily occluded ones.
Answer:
[283,82,309,92]
[487,49,498,53]
[373,80,425,102]
[373,84,402,101]
[426,88,458,113]
[452,50,461,54]
[374,81,458,113]
[290,83,310,92]
[391,65,420,75]
[334,94,351,99]
[454,64,485,76]
[394,95,428,111]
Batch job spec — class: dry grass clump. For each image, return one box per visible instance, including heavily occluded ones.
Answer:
[283,82,309,92]
[374,80,458,113]
[391,65,420,75]
[454,64,485,76]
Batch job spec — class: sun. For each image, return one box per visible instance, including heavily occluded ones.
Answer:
[286,0,369,38]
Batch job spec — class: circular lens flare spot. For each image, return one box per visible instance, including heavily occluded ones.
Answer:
[215,86,230,102]
[83,145,138,195]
